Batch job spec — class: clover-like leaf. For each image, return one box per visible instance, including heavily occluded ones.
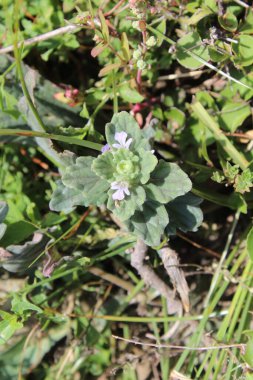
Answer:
[165,193,203,235]
[50,180,88,213]
[127,201,169,246]
[107,186,146,221]
[145,160,192,204]
[62,156,110,205]
[139,149,158,184]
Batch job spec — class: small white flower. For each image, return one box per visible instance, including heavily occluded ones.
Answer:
[113,132,133,150]
[111,181,130,201]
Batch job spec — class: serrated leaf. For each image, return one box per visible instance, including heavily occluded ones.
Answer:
[11,294,42,315]
[119,84,144,104]
[62,156,109,206]
[105,111,150,152]
[107,186,146,221]
[127,201,169,246]
[139,149,158,184]
[92,151,115,181]
[50,180,88,213]
[165,193,203,235]
[247,226,253,262]
[145,160,192,204]
[176,32,210,69]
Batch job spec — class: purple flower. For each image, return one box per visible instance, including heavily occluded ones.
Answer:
[113,132,133,150]
[111,181,130,200]
[101,143,110,153]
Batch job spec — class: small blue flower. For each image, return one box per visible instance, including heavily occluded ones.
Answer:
[111,181,130,200]
[113,132,133,150]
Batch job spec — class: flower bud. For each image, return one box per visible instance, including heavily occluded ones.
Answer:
[146,36,157,47]
[133,49,142,60]
[137,59,147,70]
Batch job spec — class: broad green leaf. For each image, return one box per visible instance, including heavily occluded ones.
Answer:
[0,220,36,247]
[218,11,238,32]
[92,151,115,181]
[107,186,146,221]
[240,11,253,34]
[62,156,110,205]
[247,226,253,262]
[218,101,251,132]
[145,160,192,204]
[127,201,169,246]
[208,45,229,63]
[2,233,49,273]
[105,111,150,151]
[176,32,210,69]
[165,193,203,235]
[119,84,144,104]
[165,107,185,128]
[0,311,23,345]
[50,180,88,213]
[232,35,253,67]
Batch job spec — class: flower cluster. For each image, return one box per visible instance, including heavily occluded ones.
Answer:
[50,112,203,246]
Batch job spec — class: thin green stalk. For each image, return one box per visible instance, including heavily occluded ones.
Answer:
[191,101,249,170]
[204,210,240,307]
[175,238,248,372]
[0,128,103,151]
[112,70,118,113]
[202,260,253,380]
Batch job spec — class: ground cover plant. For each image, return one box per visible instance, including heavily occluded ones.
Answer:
[0,0,253,379]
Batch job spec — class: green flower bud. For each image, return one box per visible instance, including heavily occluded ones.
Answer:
[146,36,157,47]
[133,49,142,60]
[137,59,147,70]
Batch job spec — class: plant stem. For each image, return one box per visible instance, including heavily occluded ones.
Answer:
[0,128,103,151]
[191,101,249,170]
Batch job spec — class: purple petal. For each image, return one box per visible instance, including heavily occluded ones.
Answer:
[125,138,133,149]
[112,189,125,200]
[101,144,110,153]
[115,131,127,145]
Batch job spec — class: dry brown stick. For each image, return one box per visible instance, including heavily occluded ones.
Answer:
[130,239,182,314]
[159,246,190,313]
[0,25,79,55]
[112,334,245,351]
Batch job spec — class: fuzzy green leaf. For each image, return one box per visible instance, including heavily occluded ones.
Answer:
[105,111,150,152]
[145,160,192,204]
[62,156,110,205]
[165,193,203,235]
[127,201,169,246]
[50,180,88,213]
[92,151,115,181]
[139,149,158,184]
[107,186,146,221]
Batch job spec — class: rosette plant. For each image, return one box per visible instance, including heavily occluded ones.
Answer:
[50,112,202,246]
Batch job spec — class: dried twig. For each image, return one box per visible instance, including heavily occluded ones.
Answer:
[112,334,245,352]
[131,239,182,314]
[0,25,79,55]
[159,246,190,313]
